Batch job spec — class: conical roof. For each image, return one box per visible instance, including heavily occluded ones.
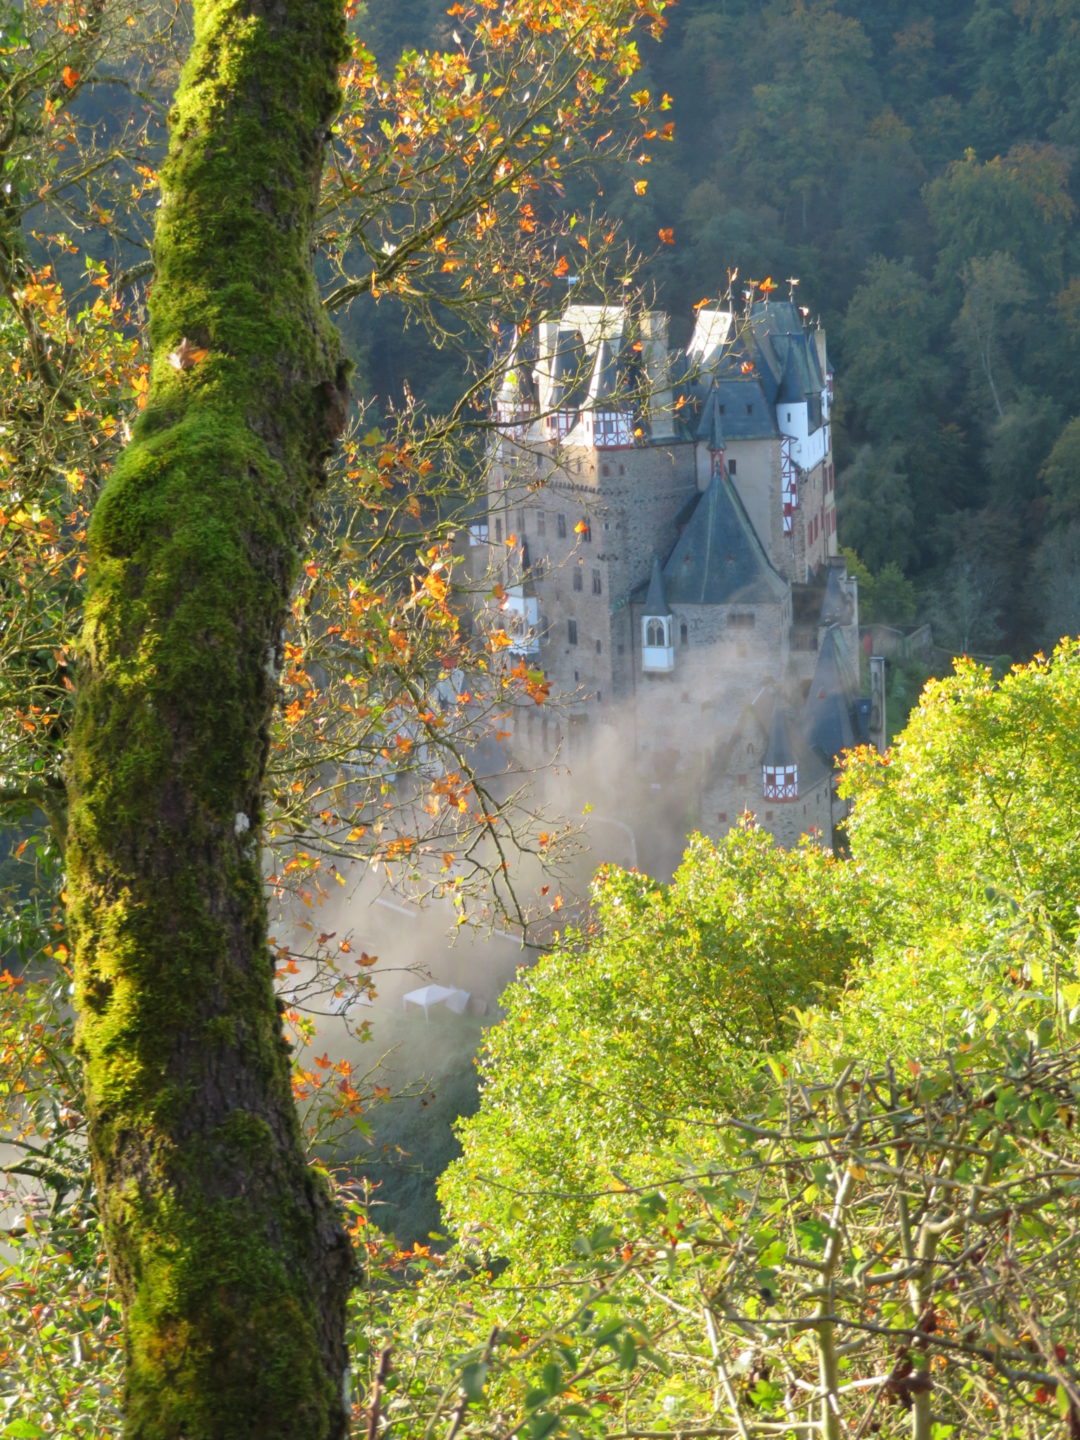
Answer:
[695,384,728,451]
[801,627,857,764]
[662,470,788,606]
[763,704,798,768]
[643,554,670,615]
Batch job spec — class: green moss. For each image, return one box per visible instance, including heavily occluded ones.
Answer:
[66,3,352,1436]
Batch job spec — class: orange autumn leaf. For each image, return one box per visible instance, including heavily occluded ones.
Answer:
[658,227,675,245]
[61,65,79,88]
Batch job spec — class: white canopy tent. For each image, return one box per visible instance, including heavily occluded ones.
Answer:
[401,984,470,1019]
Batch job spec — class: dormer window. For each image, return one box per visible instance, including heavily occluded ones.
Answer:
[546,410,576,439]
[592,410,633,447]
[642,612,675,673]
[763,763,798,801]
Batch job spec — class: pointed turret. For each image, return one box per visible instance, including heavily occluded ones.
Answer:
[762,703,799,801]
[802,627,858,765]
[641,555,674,672]
[696,384,728,457]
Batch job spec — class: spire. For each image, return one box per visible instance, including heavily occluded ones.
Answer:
[696,384,728,452]
[643,554,670,616]
[763,704,797,768]
[762,702,799,802]
[802,627,857,764]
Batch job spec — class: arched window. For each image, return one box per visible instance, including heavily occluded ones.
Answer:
[646,616,667,648]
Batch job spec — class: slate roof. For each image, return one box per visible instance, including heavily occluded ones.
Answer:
[763,703,798,768]
[695,385,728,450]
[764,699,833,791]
[735,301,824,408]
[802,626,859,764]
[702,375,778,439]
[643,554,670,615]
[661,470,789,606]
[549,329,590,410]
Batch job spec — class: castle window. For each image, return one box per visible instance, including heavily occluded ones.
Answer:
[517,510,526,534]
[645,617,668,648]
[736,773,748,787]
[580,522,591,542]
[717,811,728,823]
[601,463,611,477]
[592,569,602,595]
[494,517,503,542]
[728,458,736,475]
[680,622,688,645]
[573,567,583,592]
[568,619,578,645]
[468,523,488,546]
[618,464,625,476]
[595,639,602,654]
[718,404,725,415]
[746,404,753,415]
[537,511,547,536]
[729,612,755,629]
[557,513,567,538]
[763,763,799,801]
[596,691,602,703]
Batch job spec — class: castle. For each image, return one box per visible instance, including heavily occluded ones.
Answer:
[471,292,865,859]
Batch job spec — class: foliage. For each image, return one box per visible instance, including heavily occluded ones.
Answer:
[841,549,918,627]
[440,826,861,1268]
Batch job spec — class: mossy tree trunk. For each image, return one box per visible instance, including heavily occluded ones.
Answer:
[66,3,352,1436]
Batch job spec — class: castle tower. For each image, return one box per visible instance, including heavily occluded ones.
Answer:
[476,291,859,856]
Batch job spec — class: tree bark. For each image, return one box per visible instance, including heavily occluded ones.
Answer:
[66,4,352,1437]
